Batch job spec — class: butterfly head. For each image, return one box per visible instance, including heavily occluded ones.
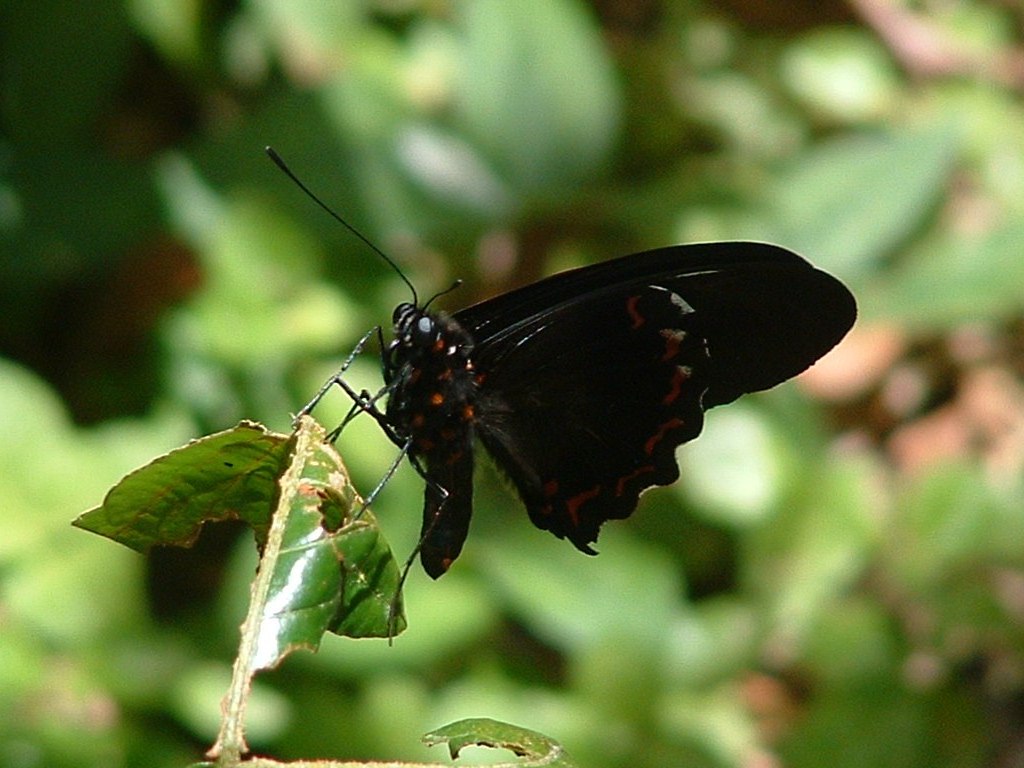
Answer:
[392,302,436,348]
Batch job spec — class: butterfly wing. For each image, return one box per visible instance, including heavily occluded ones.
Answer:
[468,284,710,550]
[455,242,857,408]
[454,242,855,552]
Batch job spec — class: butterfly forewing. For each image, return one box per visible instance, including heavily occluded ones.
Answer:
[454,242,856,407]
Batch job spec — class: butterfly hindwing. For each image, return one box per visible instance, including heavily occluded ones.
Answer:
[470,284,709,552]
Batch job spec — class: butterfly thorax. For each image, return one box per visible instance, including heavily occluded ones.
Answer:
[384,303,479,459]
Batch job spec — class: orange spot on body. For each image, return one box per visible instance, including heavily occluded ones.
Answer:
[430,392,445,406]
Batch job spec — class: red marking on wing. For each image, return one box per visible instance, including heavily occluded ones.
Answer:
[644,417,686,456]
[626,295,644,329]
[615,465,655,496]
[660,328,685,362]
[565,485,601,528]
[662,366,691,406]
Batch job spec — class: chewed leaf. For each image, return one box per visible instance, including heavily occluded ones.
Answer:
[423,718,578,767]
[279,424,404,640]
[75,418,405,653]
[254,424,404,670]
[73,421,291,551]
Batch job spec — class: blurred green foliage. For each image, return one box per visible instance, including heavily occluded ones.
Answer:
[3,1,1024,766]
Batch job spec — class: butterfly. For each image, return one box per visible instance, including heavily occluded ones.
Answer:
[266,150,855,580]
[377,242,855,578]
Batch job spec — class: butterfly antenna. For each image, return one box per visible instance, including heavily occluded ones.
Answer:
[265,146,419,306]
[423,279,463,311]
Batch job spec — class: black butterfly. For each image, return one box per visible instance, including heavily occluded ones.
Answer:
[267,151,854,580]
[377,242,855,578]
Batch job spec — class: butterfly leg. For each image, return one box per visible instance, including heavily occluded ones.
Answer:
[356,436,413,514]
[386,452,455,639]
[293,326,413,447]
[323,382,397,442]
[293,326,380,426]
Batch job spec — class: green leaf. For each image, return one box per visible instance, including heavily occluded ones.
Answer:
[780,28,899,123]
[863,219,1024,327]
[770,124,961,276]
[74,419,404,643]
[476,524,679,653]
[746,456,882,645]
[73,421,291,551]
[454,0,620,196]
[245,418,401,672]
[331,516,407,638]
[423,718,579,767]
[210,418,404,760]
[279,429,406,642]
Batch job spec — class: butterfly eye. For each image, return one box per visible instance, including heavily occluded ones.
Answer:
[411,316,438,347]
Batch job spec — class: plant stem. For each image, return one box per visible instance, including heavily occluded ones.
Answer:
[208,419,321,763]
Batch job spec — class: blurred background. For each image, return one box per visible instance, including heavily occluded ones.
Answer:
[3,0,1024,766]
